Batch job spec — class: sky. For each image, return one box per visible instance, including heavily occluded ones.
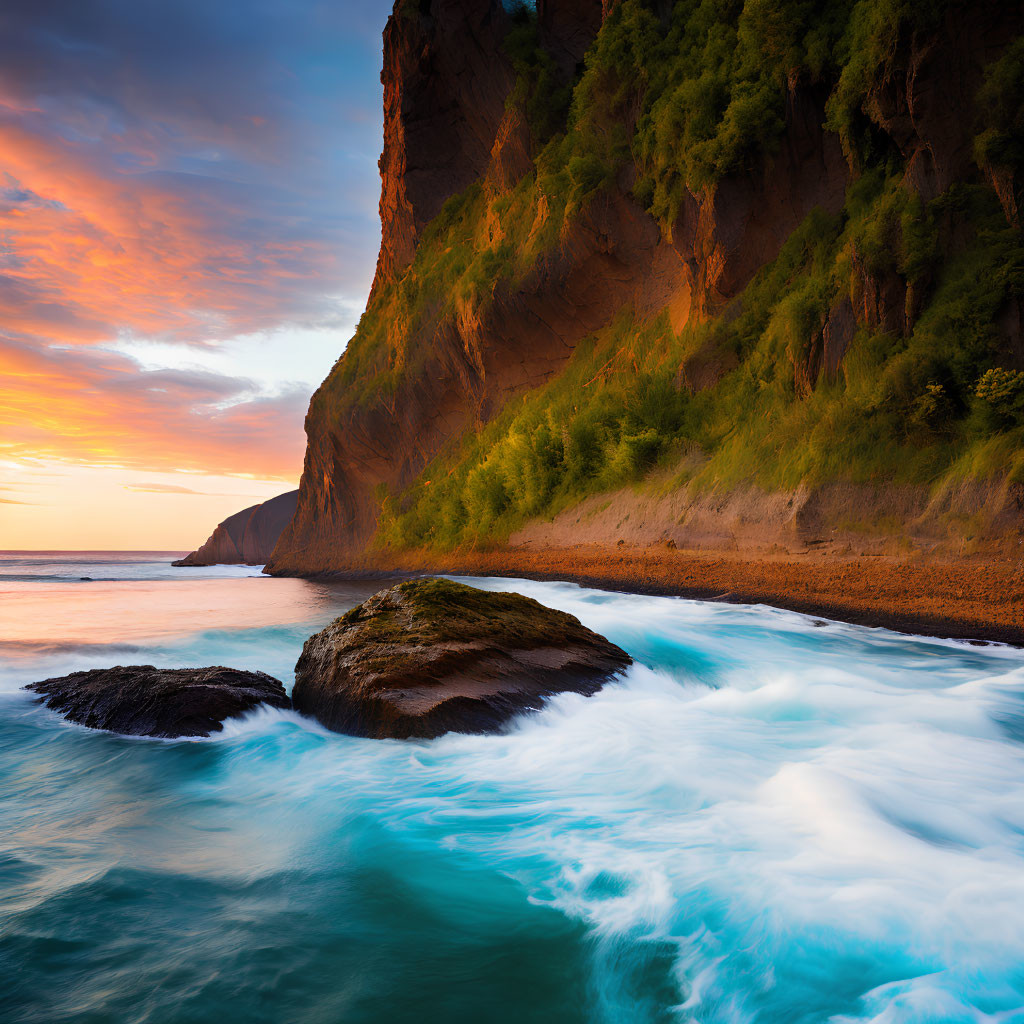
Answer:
[0,0,394,549]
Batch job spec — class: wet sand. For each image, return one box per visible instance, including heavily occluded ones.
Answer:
[352,545,1024,646]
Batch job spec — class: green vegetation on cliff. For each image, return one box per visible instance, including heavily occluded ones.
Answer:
[312,0,1024,554]
[380,179,1024,548]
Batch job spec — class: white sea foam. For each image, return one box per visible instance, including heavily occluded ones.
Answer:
[389,582,1024,1020]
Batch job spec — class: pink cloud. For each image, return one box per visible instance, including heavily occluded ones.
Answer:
[0,338,306,479]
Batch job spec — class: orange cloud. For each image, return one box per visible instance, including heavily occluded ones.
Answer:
[0,114,341,345]
[123,483,253,495]
[0,338,306,480]
[0,108,347,484]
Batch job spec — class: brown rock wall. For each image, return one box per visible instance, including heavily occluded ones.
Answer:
[372,0,517,295]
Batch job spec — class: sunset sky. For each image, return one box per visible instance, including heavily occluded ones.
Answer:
[0,0,393,549]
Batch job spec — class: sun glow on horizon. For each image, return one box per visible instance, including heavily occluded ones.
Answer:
[0,459,295,550]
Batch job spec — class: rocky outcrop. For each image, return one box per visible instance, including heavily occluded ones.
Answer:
[987,164,1021,229]
[486,105,534,193]
[862,2,1022,201]
[26,666,290,738]
[850,253,909,337]
[372,0,518,295]
[291,578,631,738]
[821,296,857,382]
[790,293,858,395]
[174,490,297,567]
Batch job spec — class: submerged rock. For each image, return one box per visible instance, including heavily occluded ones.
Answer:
[292,578,631,739]
[26,665,290,738]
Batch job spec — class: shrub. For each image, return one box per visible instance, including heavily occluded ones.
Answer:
[975,37,1024,177]
[567,152,610,200]
[605,428,663,484]
[975,368,1024,428]
[910,382,953,432]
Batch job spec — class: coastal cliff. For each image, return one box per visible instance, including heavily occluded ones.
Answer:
[267,0,1023,635]
[174,490,298,567]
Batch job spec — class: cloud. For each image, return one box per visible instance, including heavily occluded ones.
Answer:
[0,0,389,348]
[0,0,392,484]
[0,118,360,345]
[0,335,308,479]
[123,482,261,496]
[124,483,211,494]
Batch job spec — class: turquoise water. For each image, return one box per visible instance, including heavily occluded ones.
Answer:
[2,554,1024,1023]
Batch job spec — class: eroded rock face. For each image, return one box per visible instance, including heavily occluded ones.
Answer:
[174,490,298,567]
[672,78,848,317]
[291,578,631,738]
[850,253,909,337]
[538,0,603,78]
[863,3,1023,202]
[26,666,290,738]
[372,0,517,295]
[268,187,677,573]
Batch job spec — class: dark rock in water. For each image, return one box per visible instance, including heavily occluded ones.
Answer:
[292,578,631,739]
[26,665,290,738]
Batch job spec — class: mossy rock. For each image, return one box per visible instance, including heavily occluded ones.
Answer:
[292,578,632,739]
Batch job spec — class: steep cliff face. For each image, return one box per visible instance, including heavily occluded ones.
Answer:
[537,0,603,78]
[174,490,298,567]
[672,78,848,317]
[269,0,1024,575]
[372,0,519,294]
[860,2,1020,202]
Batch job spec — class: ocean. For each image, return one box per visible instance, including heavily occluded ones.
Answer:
[1,551,1023,1023]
